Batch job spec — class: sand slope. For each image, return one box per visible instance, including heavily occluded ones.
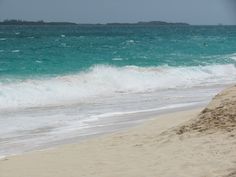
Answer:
[177,85,236,134]
[0,86,236,177]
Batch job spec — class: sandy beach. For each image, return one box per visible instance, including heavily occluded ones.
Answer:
[0,86,236,177]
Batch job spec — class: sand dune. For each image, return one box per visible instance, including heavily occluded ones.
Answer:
[0,86,236,177]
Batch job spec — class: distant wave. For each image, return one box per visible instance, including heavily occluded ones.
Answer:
[11,50,20,53]
[0,64,235,110]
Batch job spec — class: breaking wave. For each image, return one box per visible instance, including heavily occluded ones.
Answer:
[0,64,235,110]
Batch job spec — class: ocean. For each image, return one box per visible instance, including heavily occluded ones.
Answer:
[0,25,236,157]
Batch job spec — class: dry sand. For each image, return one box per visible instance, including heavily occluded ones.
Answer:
[0,86,236,177]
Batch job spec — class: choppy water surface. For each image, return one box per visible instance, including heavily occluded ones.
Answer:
[0,25,236,157]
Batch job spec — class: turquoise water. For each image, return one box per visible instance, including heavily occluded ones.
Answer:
[0,25,236,78]
[0,25,236,157]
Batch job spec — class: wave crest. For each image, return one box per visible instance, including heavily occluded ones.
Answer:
[0,64,235,110]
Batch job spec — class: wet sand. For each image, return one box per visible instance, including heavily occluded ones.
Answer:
[0,86,236,177]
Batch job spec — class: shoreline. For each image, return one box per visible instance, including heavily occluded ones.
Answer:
[0,101,205,159]
[0,108,203,176]
[1,86,236,177]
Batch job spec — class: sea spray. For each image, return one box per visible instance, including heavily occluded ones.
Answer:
[0,64,235,110]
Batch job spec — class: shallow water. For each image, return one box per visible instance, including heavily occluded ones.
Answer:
[0,25,236,156]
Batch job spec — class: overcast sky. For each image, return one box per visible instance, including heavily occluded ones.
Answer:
[0,0,235,25]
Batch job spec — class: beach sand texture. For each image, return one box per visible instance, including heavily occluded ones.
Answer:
[0,86,236,177]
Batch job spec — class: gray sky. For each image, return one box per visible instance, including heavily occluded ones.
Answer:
[0,0,235,25]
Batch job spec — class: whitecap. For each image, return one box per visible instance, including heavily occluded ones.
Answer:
[142,56,148,59]
[112,57,123,61]
[126,40,135,43]
[11,50,20,53]
[230,53,236,61]
[0,38,6,41]
[35,60,42,63]
[61,34,66,38]
[0,64,235,110]
[15,32,20,35]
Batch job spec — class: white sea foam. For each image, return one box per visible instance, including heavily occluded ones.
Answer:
[35,60,42,63]
[127,40,134,43]
[0,156,6,160]
[112,57,123,61]
[11,50,20,53]
[230,53,236,61]
[0,64,235,110]
[88,102,199,120]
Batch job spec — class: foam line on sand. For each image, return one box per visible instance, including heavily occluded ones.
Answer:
[1,86,236,177]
